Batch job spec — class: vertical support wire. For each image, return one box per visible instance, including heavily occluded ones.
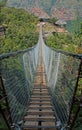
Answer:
[0,73,12,129]
[68,58,82,129]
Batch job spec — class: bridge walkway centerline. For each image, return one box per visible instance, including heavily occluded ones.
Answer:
[22,24,57,130]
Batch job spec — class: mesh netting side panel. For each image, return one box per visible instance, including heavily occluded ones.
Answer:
[0,45,39,123]
[72,109,82,130]
[42,42,80,126]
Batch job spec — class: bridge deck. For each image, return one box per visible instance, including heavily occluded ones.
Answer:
[23,25,56,130]
[23,64,56,130]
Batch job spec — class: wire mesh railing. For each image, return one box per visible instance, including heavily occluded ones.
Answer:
[42,36,82,128]
[0,42,39,124]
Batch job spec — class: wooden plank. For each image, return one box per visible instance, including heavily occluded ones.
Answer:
[34,87,47,89]
[32,91,49,94]
[27,111,54,115]
[30,101,51,103]
[23,128,38,130]
[31,95,51,98]
[32,93,49,95]
[34,85,47,88]
[33,89,48,91]
[28,106,53,110]
[23,125,57,129]
[24,116,55,122]
[24,121,38,126]
[30,101,51,105]
[30,98,51,101]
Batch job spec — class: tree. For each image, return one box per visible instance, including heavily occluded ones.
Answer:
[0,0,7,11]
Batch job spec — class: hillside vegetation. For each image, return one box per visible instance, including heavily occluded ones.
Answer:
[43,21,82,54]
[46,32,82,53]
[0,4,39,129]
[0,7,38,54]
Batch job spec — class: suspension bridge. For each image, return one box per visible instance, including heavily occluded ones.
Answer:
[0,24,82,130]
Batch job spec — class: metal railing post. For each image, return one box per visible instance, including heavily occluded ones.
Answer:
[0,73,12,129]
[67,58,82,129]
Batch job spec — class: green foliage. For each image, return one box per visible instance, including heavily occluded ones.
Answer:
[0,7,38,54]
[66,18,82,34]
[0,116,8,130]
[0,6,38,129]
[72,103,82,130]
[0,0,7,12]
[45,31,82,53]
[0,0,7,7]
[47,17,57,25]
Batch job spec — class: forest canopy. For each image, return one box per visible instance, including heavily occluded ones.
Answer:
[44,21,82,54]
[0,7,38,54]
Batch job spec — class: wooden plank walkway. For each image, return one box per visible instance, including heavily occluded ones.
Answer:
[23,25,56,130]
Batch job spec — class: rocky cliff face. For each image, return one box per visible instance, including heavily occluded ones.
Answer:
[7,0,51,19]
[51,0,82,20]
[7,0,56,13]
[51,7,76,20]
[29,7,50,19]
[7,0,82,20]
